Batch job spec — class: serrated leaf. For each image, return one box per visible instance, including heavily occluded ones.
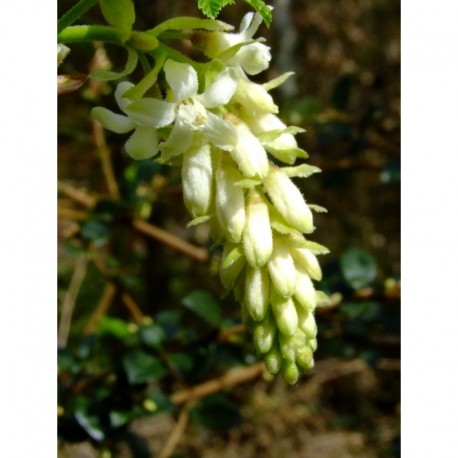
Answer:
[187,215,211,228]
[149,16,233,36]
[99,0,135,42]
[263,72,295,91]
[182,289,222,327]
[198,0,235,20]
[282,164,321,179]
[91,45,138,81]
[243,0,272,27]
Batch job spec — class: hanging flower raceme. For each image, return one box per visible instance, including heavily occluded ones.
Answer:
[90,8,329,385]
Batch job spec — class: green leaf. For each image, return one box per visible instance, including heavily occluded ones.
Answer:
[149,16,233,36]
[139,323,166,350]
[198,0,235,20]
[97,316,134,340]
[99,0,135,42]
[182,289,222,327]
[91,45,138,81]
[340,248,377,290]
[80,220,110,246]
[242,0,272,27]
[169,352,194,375]
[123,350,167,384]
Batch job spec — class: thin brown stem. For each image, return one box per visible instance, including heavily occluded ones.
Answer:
[121,292,144,323]
[170,362,265,406]
[83,282,117,334]
[58,255,89,347]
[158,401,194,458]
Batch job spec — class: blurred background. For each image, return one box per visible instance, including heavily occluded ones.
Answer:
[58,0,400,456]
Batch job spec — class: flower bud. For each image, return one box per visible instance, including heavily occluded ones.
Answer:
[307,338,318,352]
[253,312,276,354]
[297,308,317,339]
[264,166,314,234]
[182,143,213,217]
[243,190,273,267]
[245,267,270,321]
[271,293,298,337]
[282,361,300,385]
[265,344,283,375]
[233,78,278,115]
[294,267,317,311]
[296,345,314,369]
[268,237,297,297]
[229,121,269,178]
[291,246,322,281]
[215,161,246,243]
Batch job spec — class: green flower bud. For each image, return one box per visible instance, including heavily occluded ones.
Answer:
[253,312,276,354]
[243,190,273,268]
[233,77,278,115]
[265,344,283,375]
[296,345,314,369]
[182,143,213,217]
[245,266,270,321]
[264,166,314,234]
[268,237,297,297]
[215,161,246,243]
[271,293,298,337]
[307,337,318,352]
[282,361,300,385]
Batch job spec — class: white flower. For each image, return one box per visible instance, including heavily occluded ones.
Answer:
[271,293,298,337]
[264,166,315,234]
[203,12,271,75]
[92,81,176,160]
[294,266,317,311]
[181,142,213,217]
[243,190,273,267]
[160,60,238,160]
[291,246,322,281]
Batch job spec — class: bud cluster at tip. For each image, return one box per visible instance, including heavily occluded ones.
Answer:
[91,9,329,384]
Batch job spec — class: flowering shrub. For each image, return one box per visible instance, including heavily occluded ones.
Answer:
[58,0,329,385]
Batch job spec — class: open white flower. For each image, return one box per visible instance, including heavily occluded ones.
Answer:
[91,82,175,160]
[203,12,271,75]
[159,60,238,160]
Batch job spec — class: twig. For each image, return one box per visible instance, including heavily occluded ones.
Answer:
[158,401,194,458]
[58,205,88,221]
[58,255,89,347]
[83,282,117,334]
[217,323,246,342]
[57,181,209,263]
[170,362,265,406]
[132,219,209,263]
[92,119,120,199]
[121,292,144,323]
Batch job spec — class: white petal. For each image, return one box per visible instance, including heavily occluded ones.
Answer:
[202,111,237,151]
[227,42,271,75]
[160,108,195,160]
[125,126,159,160]
[124,98,176,127]
[164,60,198,101]
[91,107,135,133]
[239,12,255,34]
[115,82,135,113]
[197,69,237,108]
[244,12,263,38]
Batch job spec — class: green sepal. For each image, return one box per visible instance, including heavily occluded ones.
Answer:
[315,290,332,308]
[129,31,159,51]
[263,72,295,91]
[234,178,262,188]
[91,45,138,81]
[308,204,328,213]
[257,126,305,144]
[187,215,212,228]
[282,164,321,179]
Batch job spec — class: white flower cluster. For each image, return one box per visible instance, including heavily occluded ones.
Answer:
[92,12,328,384]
